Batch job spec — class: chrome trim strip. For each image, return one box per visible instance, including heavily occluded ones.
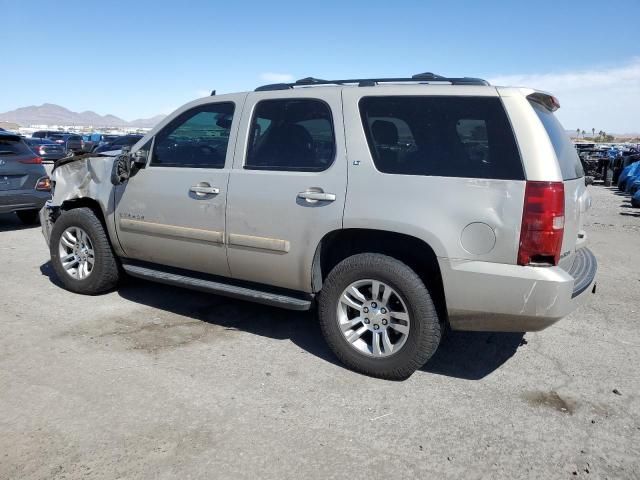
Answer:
[227,233,290,253]
[119,218,224,244]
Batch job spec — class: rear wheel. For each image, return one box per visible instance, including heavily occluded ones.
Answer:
[49,208,120,294]
[318,253,441,380]
[16,209,39,225]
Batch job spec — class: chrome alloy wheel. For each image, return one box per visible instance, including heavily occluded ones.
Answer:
[58,226,95,280]
[337,279,411,357]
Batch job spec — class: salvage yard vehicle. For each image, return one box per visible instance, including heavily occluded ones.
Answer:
[40,73,597,379]
[0,131,51,224]
[93,134,143,154]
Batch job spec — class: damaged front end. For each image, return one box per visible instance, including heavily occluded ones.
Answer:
[39,152,123,246]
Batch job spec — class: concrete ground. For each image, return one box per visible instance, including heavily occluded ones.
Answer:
[0,185,638,479]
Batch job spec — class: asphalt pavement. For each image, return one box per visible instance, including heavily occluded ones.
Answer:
[0,184,638,479]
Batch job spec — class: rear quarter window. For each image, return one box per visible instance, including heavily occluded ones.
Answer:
[530,101,584,180]
[359,96,524,180]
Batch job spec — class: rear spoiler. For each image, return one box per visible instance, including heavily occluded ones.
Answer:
[527,91,561,112]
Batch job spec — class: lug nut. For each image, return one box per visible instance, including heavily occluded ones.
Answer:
[382,319,388,325]
[380,308,387,314]
[364,318,370,324]
[363,307,369,313]
[371,302,377,308]
[373,324,380,330]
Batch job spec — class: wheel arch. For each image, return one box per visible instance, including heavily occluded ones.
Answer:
[312,228,447,323]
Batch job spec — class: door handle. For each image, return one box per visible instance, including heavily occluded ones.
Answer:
[297,190,336,203]
[190,184,220,196]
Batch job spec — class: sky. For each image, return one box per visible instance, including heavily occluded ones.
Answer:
[2,0,639,133]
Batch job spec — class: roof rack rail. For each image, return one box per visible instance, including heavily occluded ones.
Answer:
[255,73,490,91]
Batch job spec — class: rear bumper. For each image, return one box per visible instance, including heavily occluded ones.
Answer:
[440,247,597,332]
[0,190,50,214]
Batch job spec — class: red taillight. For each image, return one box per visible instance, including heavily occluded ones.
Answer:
[36,176,51,191]
[518,181,565,266]
[20,156,43,164]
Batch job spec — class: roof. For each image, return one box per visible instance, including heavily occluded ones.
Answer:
[254,72,490,92]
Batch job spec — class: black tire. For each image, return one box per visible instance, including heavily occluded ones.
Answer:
[16,209,39,225]
[49,207,120,294]
[318,253,441,380]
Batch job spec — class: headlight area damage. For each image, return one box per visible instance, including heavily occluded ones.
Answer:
[39,153,121,246]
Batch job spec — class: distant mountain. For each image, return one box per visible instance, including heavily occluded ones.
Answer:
[0,103,165,128]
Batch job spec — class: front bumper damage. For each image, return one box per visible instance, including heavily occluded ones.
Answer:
[39,201,57,247]
[38,153,119,248]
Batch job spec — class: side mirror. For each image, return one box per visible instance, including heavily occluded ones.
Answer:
[131,148,149,167]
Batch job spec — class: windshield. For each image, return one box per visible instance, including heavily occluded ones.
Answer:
[530,101,584,180]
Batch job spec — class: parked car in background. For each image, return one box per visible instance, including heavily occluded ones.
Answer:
[93,134,143,153]
[32,130,64,139]
[82,133,120,153]
[48,133,83,154]
[41,74,596,379]
[25,138,66,162]
[0,131,51,224]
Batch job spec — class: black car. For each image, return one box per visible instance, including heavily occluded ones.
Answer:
[25,138,66,162]
[47,133,83,154]
[93,134,143,153]
[0,132,51,224]
[31,130,63,139]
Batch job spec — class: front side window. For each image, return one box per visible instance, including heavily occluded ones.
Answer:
[151,102,235,168]
[245,99,335,171]
[359,96,524,180]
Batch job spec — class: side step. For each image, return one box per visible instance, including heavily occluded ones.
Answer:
[122,264,312,311]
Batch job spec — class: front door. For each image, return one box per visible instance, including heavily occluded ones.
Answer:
[114,97,244,276]
[226,90,347,292]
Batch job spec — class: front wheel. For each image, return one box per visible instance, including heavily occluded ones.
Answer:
[318,253,441,380]
[49,207,120,294]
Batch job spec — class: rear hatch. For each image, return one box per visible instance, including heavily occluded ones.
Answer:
[528,98,589,272]
[0,135,43,191]
[66,135,83,151]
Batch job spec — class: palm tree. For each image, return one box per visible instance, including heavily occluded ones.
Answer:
[592,128,595,138]
[576,128,581,139]
[582,130,586,138]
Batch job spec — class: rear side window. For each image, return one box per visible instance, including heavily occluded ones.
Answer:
[530,101,584,180]
[245,99,335,171]
[359,96,524,180]
[0,136,32,155]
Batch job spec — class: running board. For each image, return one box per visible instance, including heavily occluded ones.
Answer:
[122,264,312,311]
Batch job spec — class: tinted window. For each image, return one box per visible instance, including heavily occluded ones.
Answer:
[151,102,234,168]
[245,99,335,171]
[0,137,32,155]
[112,136,142,146]
[359,96,524,180]
[530,101,584,180]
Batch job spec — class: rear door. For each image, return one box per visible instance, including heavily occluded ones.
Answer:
[529,100,588,270]
[225,90,347,292]
[114,97,243,276]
